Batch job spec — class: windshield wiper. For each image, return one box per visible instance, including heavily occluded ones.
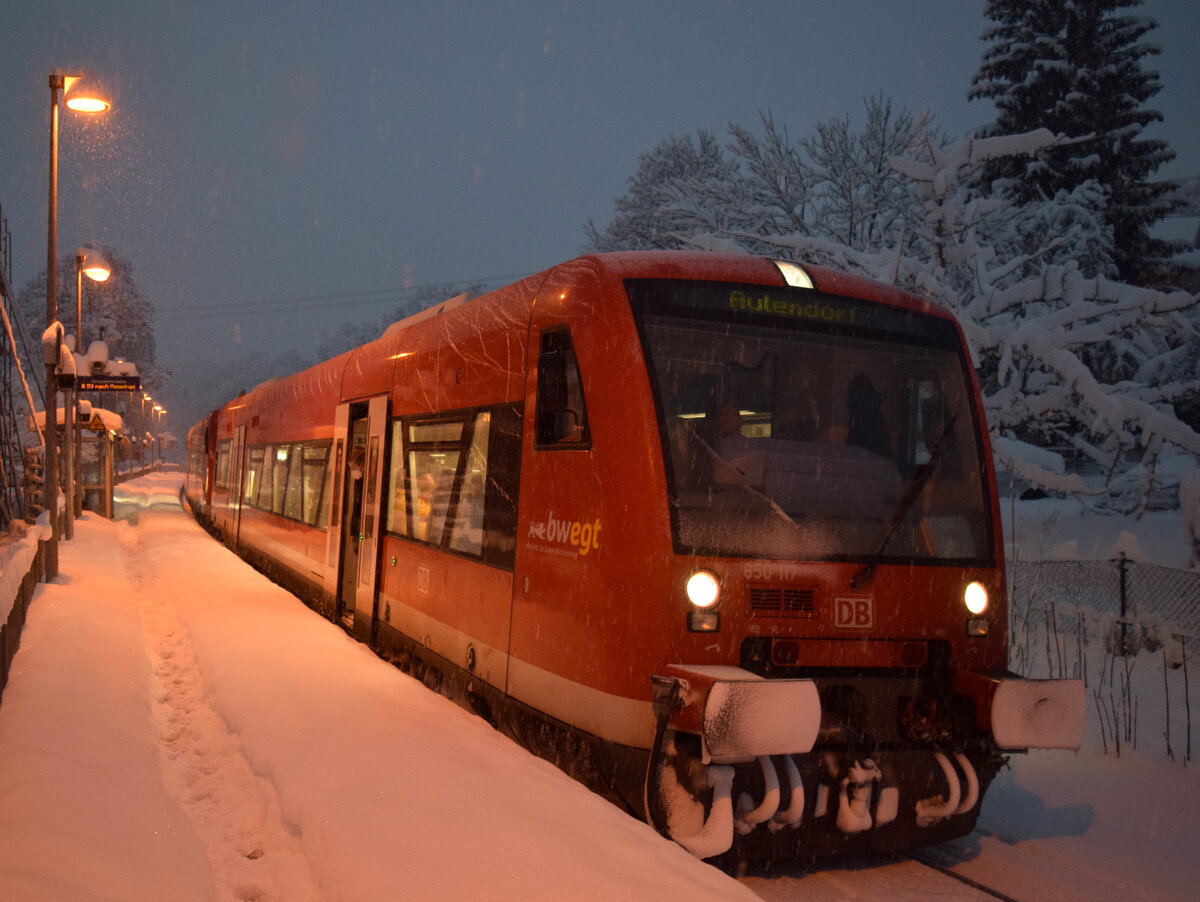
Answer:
[850,413,959,590]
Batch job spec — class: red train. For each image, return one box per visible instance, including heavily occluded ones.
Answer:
[185,251,1083,862]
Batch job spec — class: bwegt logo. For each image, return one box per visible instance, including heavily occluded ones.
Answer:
[527,511,603,556]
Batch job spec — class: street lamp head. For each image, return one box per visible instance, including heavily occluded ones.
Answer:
[62,75,111,113]
[76,246,111,282]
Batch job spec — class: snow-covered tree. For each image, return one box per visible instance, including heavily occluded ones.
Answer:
[969,0,1179,285]
[800,98,934,252]
[584,130,751,251]
[586,102,937,262]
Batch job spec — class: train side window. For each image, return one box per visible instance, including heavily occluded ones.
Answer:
[215,439,232,489]
[536,329,590,448]
[386,421,410,536]
[302,443,330,526]
[284,445,305,520]
[245,447,265,504]
[407,418,465,545]
[448,412,491,556]
[410,448,460,544]
[385,405,520,570]
[271,446,290,515]
[482,403,521,569]
[257,445,277,511]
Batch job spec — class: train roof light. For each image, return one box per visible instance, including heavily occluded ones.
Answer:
[773,260,814,290]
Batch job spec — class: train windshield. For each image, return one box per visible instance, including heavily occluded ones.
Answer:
[627,278,993,564]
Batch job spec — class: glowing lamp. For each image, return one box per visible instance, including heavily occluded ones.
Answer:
[77,247,111,282]
[964,581,989,615]
[63,76,111,113]
[773,259,814,290]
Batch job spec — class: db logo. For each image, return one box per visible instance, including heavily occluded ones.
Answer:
[834,596,874,629]
[416,564,431,596]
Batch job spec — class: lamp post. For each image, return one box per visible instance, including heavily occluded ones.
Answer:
[69,247,110,518]
[153,404,165,463]
[43,71,110,578]
[75,246,110,352]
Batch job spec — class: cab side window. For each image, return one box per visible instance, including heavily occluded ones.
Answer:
[535,329,590,448]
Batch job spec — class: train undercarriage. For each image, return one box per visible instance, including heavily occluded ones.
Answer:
[649,732,1003,861]
[642,663,1007,861]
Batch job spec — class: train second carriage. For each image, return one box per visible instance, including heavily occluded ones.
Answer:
[184,251,1084,863]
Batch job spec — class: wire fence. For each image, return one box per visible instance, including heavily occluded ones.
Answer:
[1008,556,1197,762]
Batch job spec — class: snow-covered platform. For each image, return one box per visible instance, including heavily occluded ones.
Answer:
[0,474,756,902]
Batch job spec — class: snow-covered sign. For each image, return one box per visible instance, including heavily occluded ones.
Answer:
[28,406,124,432]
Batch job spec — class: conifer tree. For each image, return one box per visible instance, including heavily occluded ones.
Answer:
[969,0,1178,285]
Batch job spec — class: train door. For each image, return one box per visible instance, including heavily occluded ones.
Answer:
[230,424,247,545]
[328,395,389,644]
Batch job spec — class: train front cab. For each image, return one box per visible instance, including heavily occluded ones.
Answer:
[507,254,1085,860]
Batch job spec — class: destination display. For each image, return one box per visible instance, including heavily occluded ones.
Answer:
[76,374,142,392]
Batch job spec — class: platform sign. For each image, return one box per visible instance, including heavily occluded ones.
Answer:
[77,375,141,392]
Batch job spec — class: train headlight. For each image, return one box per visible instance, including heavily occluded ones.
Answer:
[686,570,721,609]
[964,581,989,615]
[686,570,721,632]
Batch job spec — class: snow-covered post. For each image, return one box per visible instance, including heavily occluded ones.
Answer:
[40,320,63,576]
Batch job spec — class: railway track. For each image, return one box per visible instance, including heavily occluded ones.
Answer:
[740,848,1028,902]
[903,851,1023,902]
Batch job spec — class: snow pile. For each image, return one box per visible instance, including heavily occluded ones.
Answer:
[0,518,49,624]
